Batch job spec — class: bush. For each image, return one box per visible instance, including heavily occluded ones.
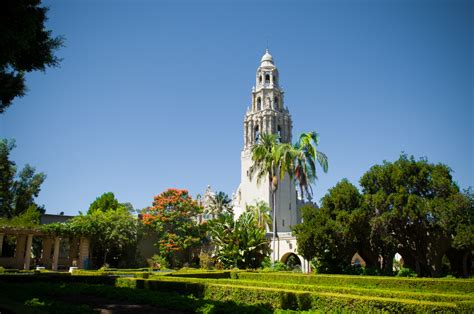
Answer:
[397,267,417,277]
[151,254,169,270]
[199,252,214,270]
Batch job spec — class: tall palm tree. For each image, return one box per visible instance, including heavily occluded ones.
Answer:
[293,131,328,201]
[249,133,294,262]
[249,131,328,263]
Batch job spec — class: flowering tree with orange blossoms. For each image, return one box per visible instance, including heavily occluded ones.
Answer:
[141,188,204,267]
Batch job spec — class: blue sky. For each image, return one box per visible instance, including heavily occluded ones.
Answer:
[1,0,472,215]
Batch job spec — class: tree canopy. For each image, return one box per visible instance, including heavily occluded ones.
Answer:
[0,139,46,219]
[0,0,63,113]
[294,154,473,277]
[142,189,204,267]
[293,179,367,273]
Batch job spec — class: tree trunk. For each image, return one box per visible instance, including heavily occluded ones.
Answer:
[272,189,277,263]
[462,251,469,278]
[103,249,108,267]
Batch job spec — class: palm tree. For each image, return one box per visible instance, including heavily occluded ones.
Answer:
[249,133,295,262]
[249,131,328,263]
[207,191,232,218]
[293,131,328,201]
[246,201,272,231]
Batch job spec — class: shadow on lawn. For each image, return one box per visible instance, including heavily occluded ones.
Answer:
[0,277,273,314]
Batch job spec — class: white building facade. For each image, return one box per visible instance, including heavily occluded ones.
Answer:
[233,50,310,272]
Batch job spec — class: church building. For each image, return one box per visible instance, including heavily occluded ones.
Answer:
[233,50,310,272]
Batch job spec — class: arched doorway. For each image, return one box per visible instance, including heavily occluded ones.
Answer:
[281,252,301,271]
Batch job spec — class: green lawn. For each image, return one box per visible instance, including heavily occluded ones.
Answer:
[0,270,473,313]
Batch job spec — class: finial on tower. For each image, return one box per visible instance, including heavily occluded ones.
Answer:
[260,48,274,66]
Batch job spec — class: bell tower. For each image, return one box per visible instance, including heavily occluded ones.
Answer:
[243,49,293,149]
[235,49,298,233]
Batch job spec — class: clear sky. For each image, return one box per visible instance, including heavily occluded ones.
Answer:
[1,0,472,216]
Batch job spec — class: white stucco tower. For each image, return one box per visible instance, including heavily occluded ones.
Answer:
[233,50,299,233]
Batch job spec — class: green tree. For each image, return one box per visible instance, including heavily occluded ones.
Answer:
[142,189,204,267]
[70,206,138,267]
[0,0,63,113]
[446,188,473,277]
[293,179,368,273]
[0,139,46,218]
[209,210,270,269]
[360,154,464,277]
[88,192,120,214]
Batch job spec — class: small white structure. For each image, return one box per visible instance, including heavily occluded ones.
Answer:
[233,50,310,272]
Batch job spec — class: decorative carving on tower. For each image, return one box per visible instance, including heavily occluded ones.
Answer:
[243,49,293,150]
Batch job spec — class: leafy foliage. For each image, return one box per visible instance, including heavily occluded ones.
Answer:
[40,192,138,267]
[0,139,46,219]
[0,204,41,228]
[249,131,328,264]
[360,154,470,277]
[71,206,138,266]
[206,191,233,217]
[142,189,204,267]
[293,179,367,273]
[293,131,329,201]
[246,201,272,231]
[294,154,473,277]
[208,209,270,269]
[0,0,64,113]
[87,192,121,214]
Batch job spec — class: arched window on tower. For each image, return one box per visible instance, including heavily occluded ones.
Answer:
[265,74,270,83]
[256,97,262,111]
[277,125,281,142]
[259,75,262,84]
[255,125,260,144]
[274,97,279,109]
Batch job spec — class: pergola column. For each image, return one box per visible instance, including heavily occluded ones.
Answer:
[69,238,79,266]
[78,237,90,269]
[23,234,33,270]
[0,233,4,257]
[51,237,60,271]
[41,237,52,268]
[15,235,27,269]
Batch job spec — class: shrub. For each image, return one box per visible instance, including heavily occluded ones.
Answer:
[151,254,170,270]
[397,267,417,277]
[199,252,214,270]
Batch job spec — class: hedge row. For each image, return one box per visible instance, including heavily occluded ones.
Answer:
[166,270,231,279]
[150,276,473,303]
[0,281,273,314]
[116,278,474,312]
[231,272,474,294]
[0,273,117,285]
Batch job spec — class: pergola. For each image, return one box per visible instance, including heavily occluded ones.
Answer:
[0,227,90,271]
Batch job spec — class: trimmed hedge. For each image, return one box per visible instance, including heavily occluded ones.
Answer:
[116,278,473,312]
[0,273,117,285]
[167,270,231,279]
[231,272,474,294]
[149,276,473,303]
